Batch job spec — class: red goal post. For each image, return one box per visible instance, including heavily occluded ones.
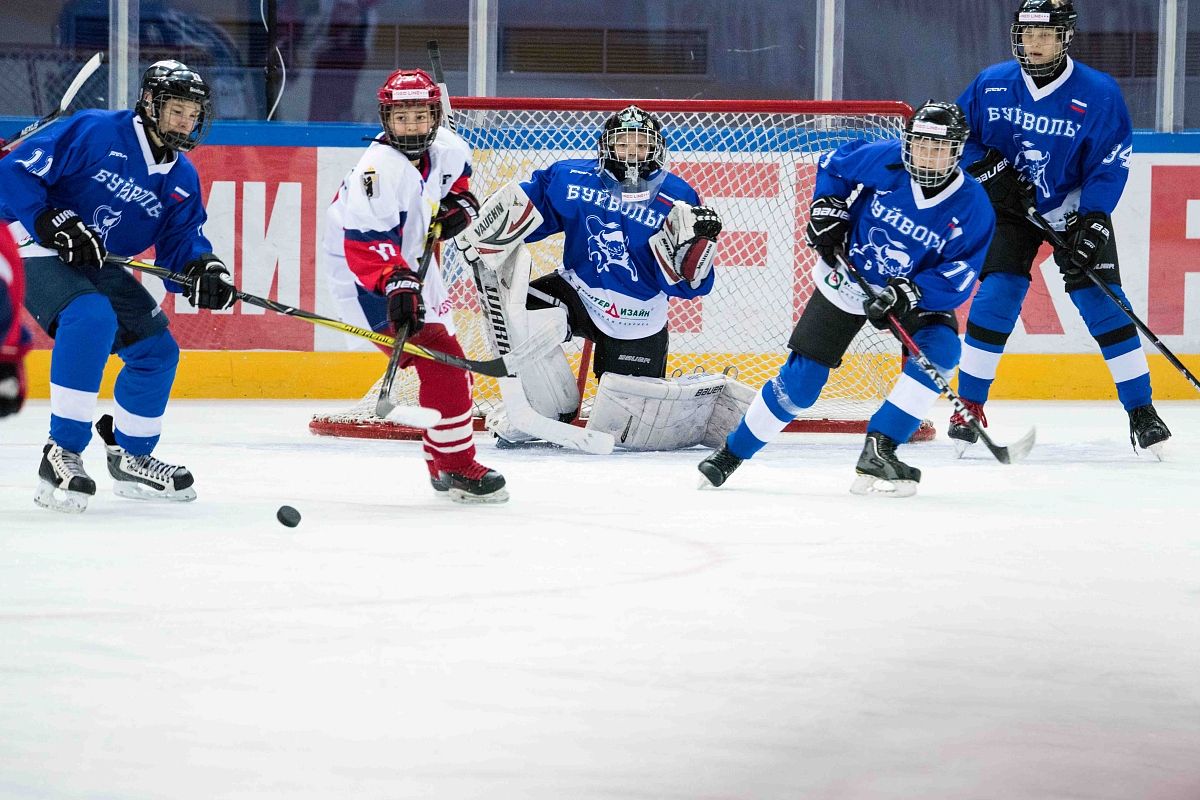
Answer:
[309,97,936,441]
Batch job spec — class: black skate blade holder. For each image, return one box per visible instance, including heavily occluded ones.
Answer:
[834,251,1035,464]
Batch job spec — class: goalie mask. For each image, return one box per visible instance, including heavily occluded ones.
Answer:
[901,101,969,188]
[377,68,442,158]
[137,61,213,152]
[1011,0,1077,78]
[599,105,668,202]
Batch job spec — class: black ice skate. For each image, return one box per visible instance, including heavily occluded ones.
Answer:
[1128,404,1170,460]
[697,444,743,488]
[948,398,986,458]
[438,463,509,504]
[35,439,97,513]
[95,415,196,502]
[851,431,921,498]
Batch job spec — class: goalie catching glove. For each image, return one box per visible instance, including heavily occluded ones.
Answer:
[649,201,723,289]
[383,267,425,334]
[863,276,920,330]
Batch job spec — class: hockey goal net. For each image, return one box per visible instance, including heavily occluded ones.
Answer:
[310,97,933,441]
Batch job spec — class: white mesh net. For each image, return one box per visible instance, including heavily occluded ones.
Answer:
[310,98,920,439]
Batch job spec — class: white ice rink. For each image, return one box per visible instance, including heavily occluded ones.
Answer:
[1,399,1198,799]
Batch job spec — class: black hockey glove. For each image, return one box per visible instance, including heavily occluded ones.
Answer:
[689,205,723,240]
[181,254,237,310]
[966,148,1035,219]
[434,190,480,240]
[384,267,424,335]
[1054,211,1111,279]
[864,277,921,330]
[0,361,25,417]
[34,207,107,269]
[805,196,850,264]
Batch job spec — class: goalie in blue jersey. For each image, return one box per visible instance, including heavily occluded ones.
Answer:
[0,60,237,512]
[950,0,1171,459]
[698,101,996,497]
[455,105,735,453]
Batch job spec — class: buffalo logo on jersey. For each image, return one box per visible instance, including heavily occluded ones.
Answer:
[585,215,637,282]
[851,227,914,278]
[1012,134,1052,198]
[92,205,122,244]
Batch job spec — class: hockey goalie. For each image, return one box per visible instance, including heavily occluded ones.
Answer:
[453,104,753,452]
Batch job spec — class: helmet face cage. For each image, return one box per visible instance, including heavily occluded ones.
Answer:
[599,106,667,185]
[902,103,969,188]
[377,69,442,157]
[139,63,213,152]
[1011,2,1077,78]
[378,100,442,157]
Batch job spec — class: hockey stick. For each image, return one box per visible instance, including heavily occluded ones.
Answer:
[1026,207,1200,395]
[1,53,103,153]
[108,256,563,378]
[427,40,454,132]
[834,251,1035,464]
[374,222,441,428]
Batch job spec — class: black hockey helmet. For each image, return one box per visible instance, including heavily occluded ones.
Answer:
[137,60,213,152]
[599,105,667,186]
[1011,0,1078,78]
[902,101,969,188]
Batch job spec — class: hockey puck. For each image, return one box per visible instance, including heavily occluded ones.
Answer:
[276,505,301,528]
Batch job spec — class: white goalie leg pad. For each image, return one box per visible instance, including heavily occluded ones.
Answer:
[586,371,728,451]
[702,376,757,448]
[514,308,578,419]
[454,182,545,272]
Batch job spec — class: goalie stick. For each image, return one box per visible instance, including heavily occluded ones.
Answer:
[1026,206,1200,395]
[374,222,442,429]
[834,251,1036,465]
[1,53,103,154]
[109,256,563,378]
[426,40,454,132]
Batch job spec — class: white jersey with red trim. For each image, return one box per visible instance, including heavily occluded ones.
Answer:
[322,126,472,332]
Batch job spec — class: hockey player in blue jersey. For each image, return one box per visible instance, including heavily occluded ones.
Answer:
[456,105,729,452]
[0,60,237,512]
[698,101,996,497]
[950,0,1171,459]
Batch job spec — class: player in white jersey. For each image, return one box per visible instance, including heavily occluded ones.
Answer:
[321,67,507,503]
[0,225,30,419]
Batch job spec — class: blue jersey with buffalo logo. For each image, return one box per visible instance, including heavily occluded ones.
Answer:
[813,138,995,313]
[957,57,1132,221]
[520,159,713,339]
[0,109,212,276]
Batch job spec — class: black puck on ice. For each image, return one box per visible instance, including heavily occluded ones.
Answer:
[276,505,301,528]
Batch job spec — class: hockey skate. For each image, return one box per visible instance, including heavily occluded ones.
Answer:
[95,415,196,502]
[697,444,743,488]
[1128,404,1170,460]
[947,398,987,458]
[437,463,509,504]
[851,431,921,498]
[35,439,97,513]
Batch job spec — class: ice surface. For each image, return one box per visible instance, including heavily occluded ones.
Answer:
[1,399,1198,799]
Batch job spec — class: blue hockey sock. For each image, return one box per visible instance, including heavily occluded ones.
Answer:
[726,353,829,459]
[112,330,181,456]
[958,273,1030,403]
[1069,284,1152,410]
[48,293,118,453]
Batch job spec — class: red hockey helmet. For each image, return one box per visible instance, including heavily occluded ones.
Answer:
[377,68,442,157]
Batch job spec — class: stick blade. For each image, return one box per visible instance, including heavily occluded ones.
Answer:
[379,401,442,429]
[986,426,1036,465]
